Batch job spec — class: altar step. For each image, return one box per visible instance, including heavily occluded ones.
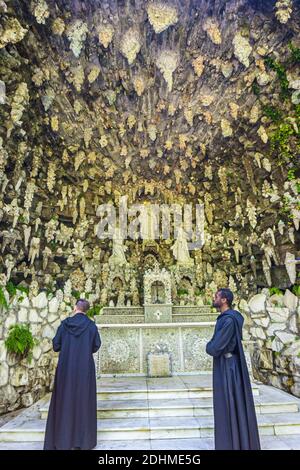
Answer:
[1,376,300,447]
[40,394,299,420]
[95,375,259,401]
[1,435,300,450]
[39,377,298,420]
[99,313,219,324]
[1,412,300,443]
[97,305,218,325]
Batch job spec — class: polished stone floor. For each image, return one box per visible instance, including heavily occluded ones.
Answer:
[1,375,300,450]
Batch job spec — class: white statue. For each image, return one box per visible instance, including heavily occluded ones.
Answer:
[100,287,108,306]
[171,227,193,265]
[109,226,127,267]
[42,247,52,270]
[140,205,158,240]
[29,237,40,265]
[117,291,125,306]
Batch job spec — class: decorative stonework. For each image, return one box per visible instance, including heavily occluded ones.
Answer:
[107,339,130,363]
[144,265,172,305]
[147,352,171,377]
[191,337,208,361]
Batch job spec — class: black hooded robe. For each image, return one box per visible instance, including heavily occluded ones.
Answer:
[44,313,101,450]
[206,309,261,450]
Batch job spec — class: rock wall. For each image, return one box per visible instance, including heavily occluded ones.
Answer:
[244,288,300,397]
[0,289,69,414]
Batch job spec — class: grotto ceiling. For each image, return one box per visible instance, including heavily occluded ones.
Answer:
[0,0,299,300]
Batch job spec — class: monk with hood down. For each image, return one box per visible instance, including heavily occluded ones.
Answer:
[206,288,260,450]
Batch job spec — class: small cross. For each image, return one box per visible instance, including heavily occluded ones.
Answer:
[154,310,162,320]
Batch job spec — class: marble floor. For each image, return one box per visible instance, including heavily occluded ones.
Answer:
[1,375,300,450]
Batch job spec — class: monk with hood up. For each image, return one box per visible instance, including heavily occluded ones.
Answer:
[44,299,101,450]
[206,288,260,450]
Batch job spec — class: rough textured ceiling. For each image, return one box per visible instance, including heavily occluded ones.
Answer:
[0,0,299,296]
[2,1,298,192]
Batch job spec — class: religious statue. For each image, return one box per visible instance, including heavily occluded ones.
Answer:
[131,278,140,306]
[109,226,127,267]
[100,287,108,307]
[140,204,158,240]
[117,290,125,306]
[171,227,193,266]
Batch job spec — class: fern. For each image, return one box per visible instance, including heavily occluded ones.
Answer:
[5,324,38,362]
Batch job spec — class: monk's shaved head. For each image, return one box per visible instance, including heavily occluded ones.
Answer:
[75,299,90,313]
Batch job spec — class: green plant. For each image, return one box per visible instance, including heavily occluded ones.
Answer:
[269,287,283,296]
[16,285,29,295]
[270,121,295,163]
[87,305,103,319]
[49,240,57,251]
[6,281,17,297]
[5,282,29,300]
[292,285,300,297]
[288,42,300,64]
[264,56,290,100]
[71,290,81,300]
[16,284,29,301]
[251,80,260,96]
[177,288,189,296]
[5,324,38,362]
[195,288,204,296]
[0,287,8,310]
[261,104,282,122]
[287,169,296,180]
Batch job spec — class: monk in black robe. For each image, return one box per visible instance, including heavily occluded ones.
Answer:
[44,299,101,450]
[206,288,260,450]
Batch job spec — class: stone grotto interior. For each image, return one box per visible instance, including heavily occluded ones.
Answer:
[0,0,300,450]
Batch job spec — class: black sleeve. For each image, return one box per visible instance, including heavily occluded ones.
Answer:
[206,318,235,357]
[92,327,101,353]
[53,324,63,352]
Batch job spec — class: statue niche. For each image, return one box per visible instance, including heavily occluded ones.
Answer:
[144,253,159,271]
[151,281,165,304]
[111,276,124,306]
[144,265,172,323]
[177,276,194,305]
